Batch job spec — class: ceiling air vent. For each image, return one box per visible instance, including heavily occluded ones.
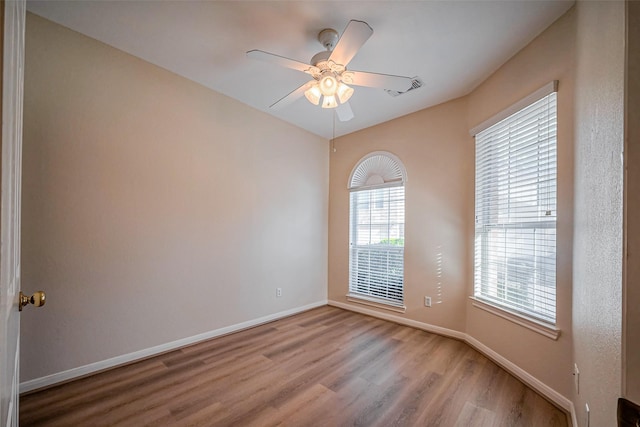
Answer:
[385,77,423,97]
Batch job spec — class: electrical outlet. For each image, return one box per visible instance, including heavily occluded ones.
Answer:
[276,288,282,297]
[424,296,432,307]
[574,363,580,394]
[585,403,590,427]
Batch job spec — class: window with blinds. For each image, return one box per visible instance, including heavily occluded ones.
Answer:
[348,152,406,307]
[474,91,557,324]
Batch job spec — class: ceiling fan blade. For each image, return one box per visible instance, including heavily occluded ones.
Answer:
[328,20,373,67]
[269,82,313,110]
[247,50,311,73]
[335,102,354,122]
[348,70,414,92]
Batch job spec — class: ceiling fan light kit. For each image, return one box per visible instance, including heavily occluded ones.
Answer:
[247,20,416,122]
[304,68,354,108]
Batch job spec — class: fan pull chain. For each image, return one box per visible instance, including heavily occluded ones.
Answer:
[332,111,337,153]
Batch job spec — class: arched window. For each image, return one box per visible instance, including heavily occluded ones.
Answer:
[348,151,407,308]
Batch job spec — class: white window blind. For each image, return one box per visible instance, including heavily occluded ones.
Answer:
[474,91,557,324]
[349,185,405,305]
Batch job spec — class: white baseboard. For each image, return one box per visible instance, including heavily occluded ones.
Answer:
[464,335,574,416]
[20,300,327,394]
[329,299,575,426]
[328,300,466,340]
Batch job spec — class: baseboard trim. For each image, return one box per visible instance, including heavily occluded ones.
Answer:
[19,300,327,394]
[464,335,574,416]
[329,299,575,426]
[328,300,466,341]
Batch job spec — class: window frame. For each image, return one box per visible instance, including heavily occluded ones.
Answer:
[471,82,559,334]
[347,152,407,312]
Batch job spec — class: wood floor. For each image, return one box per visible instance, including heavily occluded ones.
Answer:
[20,306,568,426]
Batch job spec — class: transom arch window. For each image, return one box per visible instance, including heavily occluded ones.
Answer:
[348,151,407,308]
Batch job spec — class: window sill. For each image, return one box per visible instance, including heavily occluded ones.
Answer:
[346,293,406,314]
[469,297,561,340]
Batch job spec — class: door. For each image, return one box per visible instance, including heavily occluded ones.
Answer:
[0,0,25,426]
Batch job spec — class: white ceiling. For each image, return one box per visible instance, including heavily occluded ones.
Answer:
[26,1,573,139]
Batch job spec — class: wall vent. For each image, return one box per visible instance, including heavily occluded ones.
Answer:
[385,77,423,97]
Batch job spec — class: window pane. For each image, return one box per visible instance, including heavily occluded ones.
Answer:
[349,186,405,305]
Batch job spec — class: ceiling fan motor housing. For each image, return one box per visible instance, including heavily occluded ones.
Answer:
[310,50,331,67]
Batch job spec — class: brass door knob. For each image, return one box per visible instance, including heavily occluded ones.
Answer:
[19,291,46,311]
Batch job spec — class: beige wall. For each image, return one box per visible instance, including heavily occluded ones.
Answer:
[625,0,640,405]
[572,1,625,425]
[20,13,328,381]
[465,8,576,399]
[328,97,472,332]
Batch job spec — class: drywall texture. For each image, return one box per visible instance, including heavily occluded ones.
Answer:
[573,1,625,426]
[328,97,472,332]
[20,13,328,381]
[467,8,576,399]
[625,0,640,405]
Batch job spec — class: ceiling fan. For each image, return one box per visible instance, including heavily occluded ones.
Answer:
[247,20,415,122]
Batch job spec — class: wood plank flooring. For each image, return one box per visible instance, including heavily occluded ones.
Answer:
[20,306,568,426]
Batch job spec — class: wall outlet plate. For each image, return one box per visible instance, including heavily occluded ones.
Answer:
[276,288,282,297]
[424,296,432,307]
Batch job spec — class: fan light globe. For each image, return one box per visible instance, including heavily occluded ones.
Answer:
[321,95,338,109]
[319,73,338,96]
[304,85,321,105]
[336,83,354,104]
